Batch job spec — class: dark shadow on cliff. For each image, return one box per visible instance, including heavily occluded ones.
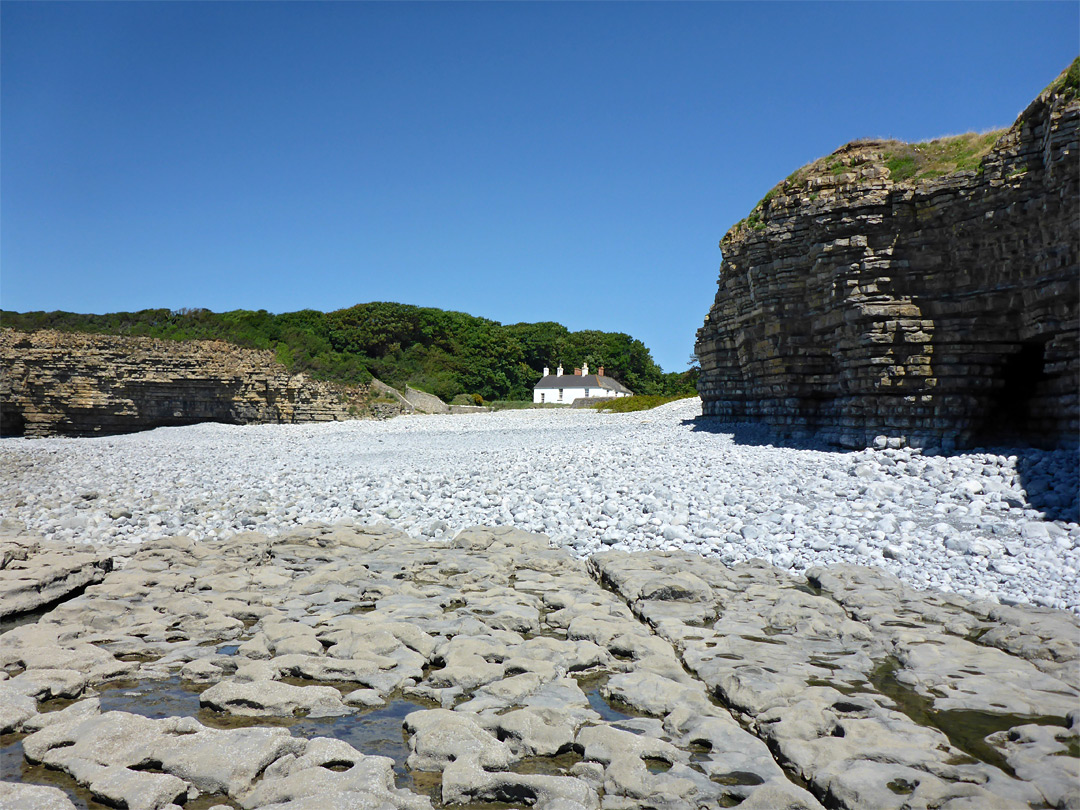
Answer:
[1011,448,1080,524]
[681,417,854,453]
[683,416,1079,523]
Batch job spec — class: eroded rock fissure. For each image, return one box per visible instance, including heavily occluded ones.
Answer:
[590,559,824,801]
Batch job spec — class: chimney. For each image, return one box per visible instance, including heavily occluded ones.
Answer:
[598,366,604,377]
[543,367,549,377]
[582,362,589,376]
[574,367,581,376]
[557,365,563,376]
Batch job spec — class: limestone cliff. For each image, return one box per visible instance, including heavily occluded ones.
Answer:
[696,64,1079,449]
[0,329,400,437]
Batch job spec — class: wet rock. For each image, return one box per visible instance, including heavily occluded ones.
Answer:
[3,523,1076,810]
[486,707,577,757]
[442,756,599,809]
[0,781,78,810]
[21,706,305,802]
[242,737,431,810]
[602,670,709,717]
[199,679,351,718]
[0,681,37,733]
[179,658,223,684]
[987,722,1080,810]
[403,708,514,772]
[85,764,189,810]
[594,549,1077,810]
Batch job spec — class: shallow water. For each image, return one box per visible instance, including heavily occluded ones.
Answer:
[868,657,1067,776]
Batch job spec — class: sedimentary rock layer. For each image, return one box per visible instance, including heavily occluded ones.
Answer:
[1,524,1077,809]
[695,66,1079,449]
[0,328,396,437]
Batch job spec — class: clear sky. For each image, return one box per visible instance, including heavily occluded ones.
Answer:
[2,2,1076,372]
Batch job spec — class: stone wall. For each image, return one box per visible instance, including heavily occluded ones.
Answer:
[695,67,1079,449]
[0,328,399,437]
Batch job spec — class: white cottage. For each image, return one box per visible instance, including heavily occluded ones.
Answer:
[532,363,633,404]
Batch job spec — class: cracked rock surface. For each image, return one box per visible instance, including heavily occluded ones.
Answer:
[2,524,1077,809]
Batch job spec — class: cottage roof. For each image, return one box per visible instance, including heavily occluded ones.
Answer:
[533,374,632,394]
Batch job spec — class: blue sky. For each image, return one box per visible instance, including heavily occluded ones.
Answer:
[2,2,1076,372]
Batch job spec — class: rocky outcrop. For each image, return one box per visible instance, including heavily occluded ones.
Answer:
[0,328,401,437]
[696,64,1079,449]
[404,385,451,414]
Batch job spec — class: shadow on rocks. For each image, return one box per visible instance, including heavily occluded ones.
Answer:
[1013,448,1080,524]
[683,417,1080,524]
[680,417,852,454]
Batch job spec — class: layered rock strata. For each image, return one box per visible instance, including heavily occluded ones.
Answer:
[2,524,1077,809]
[696,66,1079,449]
[0,328,398,437]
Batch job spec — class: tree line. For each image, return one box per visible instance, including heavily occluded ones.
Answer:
[2,304,699,403]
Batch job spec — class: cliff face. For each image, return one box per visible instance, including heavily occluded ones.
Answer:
[0,329,398,437]
[695,66,1079,449]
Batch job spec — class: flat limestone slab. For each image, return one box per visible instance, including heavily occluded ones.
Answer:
[1,523,1077,810]
[0,532,113,620]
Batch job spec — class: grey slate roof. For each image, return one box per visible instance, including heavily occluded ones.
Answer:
[533,374,632,395]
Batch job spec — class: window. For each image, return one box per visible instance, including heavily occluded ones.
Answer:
[585,388,590,397]
[558,388,563,401]
[540,393,545,403]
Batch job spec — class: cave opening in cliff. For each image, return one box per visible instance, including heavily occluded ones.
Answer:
[976,341,1049,444]
[0,407,25,437]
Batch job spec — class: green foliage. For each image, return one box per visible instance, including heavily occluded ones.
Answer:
[1065,56,1080,95]
[489,400,552,410]
[450,393,487,406]
[2,303,674,404]
[275,342,294,367]
[881,129,1005,183]
[588,394,697,413]
[659,365,700,397]
[885,154,919,181]
[1047,56,1079,99]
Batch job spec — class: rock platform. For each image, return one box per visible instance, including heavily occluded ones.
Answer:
[1,524,1077,810]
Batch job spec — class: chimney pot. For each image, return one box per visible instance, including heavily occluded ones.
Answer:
[582,362,589,376]
[557,365,563,376]
[543,367,549,377]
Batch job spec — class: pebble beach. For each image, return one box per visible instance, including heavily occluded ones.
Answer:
[2,398,1077,612]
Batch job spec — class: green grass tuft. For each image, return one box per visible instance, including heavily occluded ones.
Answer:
[881,129,1005,183]
[1047,56,1079,99]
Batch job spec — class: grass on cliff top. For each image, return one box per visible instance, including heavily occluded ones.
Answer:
[729,57,1076,239]
[731,128,1006,235]
[793,128,1006,187]
[878,129,1006,181]
[1046,56,1079,99]
[588,394,696,413]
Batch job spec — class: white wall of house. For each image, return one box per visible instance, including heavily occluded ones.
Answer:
[532,385,630,404]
